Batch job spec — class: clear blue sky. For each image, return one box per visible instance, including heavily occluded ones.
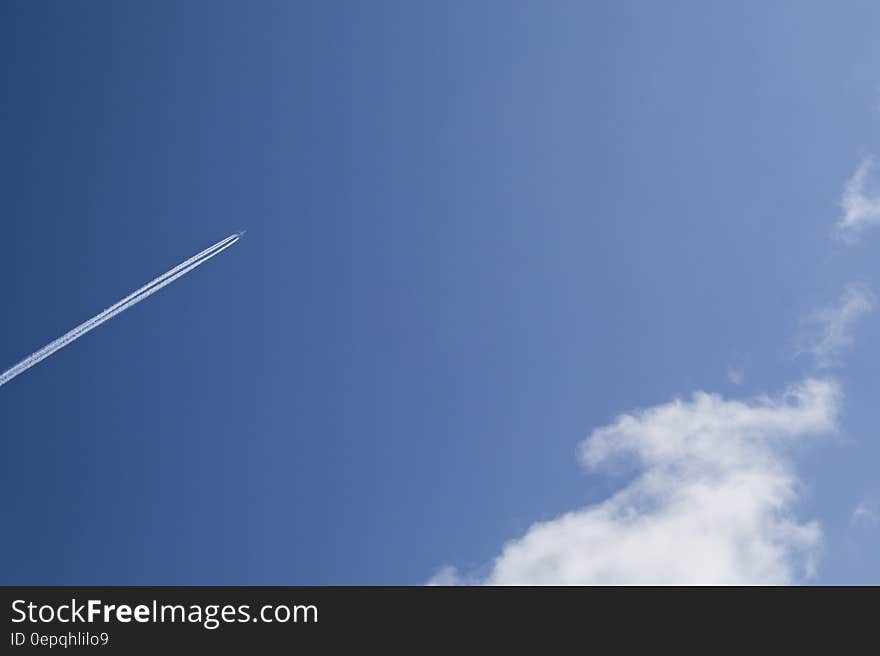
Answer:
[2,1,879,584]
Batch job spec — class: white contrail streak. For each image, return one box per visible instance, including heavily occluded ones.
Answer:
[0,232,243,388]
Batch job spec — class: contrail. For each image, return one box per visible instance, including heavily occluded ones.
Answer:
[0,231,244,389]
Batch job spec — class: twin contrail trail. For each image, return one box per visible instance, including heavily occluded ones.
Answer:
[0,231,244,389]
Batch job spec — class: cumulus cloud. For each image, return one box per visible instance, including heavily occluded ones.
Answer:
[427,565,469,586]
[837,157,880,240]
[435,379,839,585]
[799,284,874,369]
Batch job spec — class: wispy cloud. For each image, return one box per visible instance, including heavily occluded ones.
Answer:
[427,565,471,586]
[435,379,839,585]
[799,284,874,370]
[726,366,745,385]
[852,500,880,527]
[837,157,880,240]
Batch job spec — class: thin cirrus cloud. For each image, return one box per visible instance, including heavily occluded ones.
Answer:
[726,365,745,385]
[837,157,880,240]
[852,500,880,527]
[799,284,875,370]
[432,379,839,585]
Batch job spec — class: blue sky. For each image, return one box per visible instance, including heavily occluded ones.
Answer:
[1,1,880,584]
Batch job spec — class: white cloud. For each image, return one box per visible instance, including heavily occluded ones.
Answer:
[436,379,839,585]
[427,565,466,586]
[852,500,880,527]
[837,157,880,239]
[800,284,874,369]
[726,366,745,385]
